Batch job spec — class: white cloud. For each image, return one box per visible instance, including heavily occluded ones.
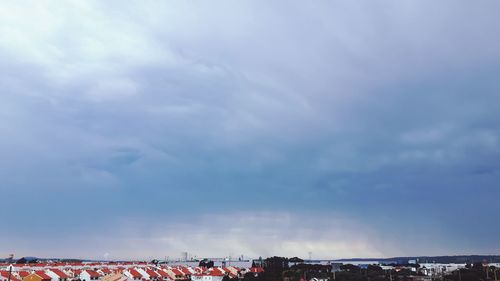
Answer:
[5,210,465,260]
[1,212,387,260]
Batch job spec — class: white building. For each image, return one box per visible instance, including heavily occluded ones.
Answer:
[80,270,101,281]
[123,269,142,281]
[190,271,224,281]
[46,269,70,281]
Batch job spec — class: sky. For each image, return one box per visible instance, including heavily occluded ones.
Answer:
[1,1,500,261]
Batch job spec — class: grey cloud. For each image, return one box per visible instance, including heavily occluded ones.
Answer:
[1,0,500,257]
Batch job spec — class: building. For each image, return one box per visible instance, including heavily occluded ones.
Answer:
[80,270,101,281]
[46,269,69,281]
[144,269,160,281]
[101,273,128,281]
[164,269,183,281]
[0,271,21,281]
[123,269,141,281]
[23,272,51,281]
[190,271,224,281]
[155,269,173,281]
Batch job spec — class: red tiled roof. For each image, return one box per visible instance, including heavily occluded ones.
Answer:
[210,271,224,277]
[127,269,142,278]
[250,267,264,273]
[179,268,191,275]
[85,270,101,278]
[35,271,52,280]
[145,269,158,278]
[0,271,21,281]
[49,269,70,279]
[211,268,224,275]
[192,271,224,277]
[100,269,112,274]
[155,270,169,278]
[19,271,31,278]
[169,269,182,276]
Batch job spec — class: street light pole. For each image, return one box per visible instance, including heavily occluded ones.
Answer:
[7,264,12,281]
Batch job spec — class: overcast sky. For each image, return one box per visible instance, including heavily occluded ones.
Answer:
[1,1,500,261]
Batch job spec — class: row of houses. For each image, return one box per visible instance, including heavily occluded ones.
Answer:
[0,262,264,281]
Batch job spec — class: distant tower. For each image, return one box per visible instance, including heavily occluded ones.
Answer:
[181,252,188,262]
[308,252,312,261]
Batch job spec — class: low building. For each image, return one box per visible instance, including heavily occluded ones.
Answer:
[101,273,128,281]
[155,269,173,281]
[46,269,69,281]
[0,271,21,281]
[80,270,101,281]
[190,271,224,281]
[123,269,141,281]
[23,272,51,281]
[164,269,183,281]
[144,269,160,281]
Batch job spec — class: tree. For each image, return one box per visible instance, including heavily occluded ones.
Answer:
[263,257,288,281]
[340,264,361,272]
[367,265,383,272]
[289,257,304,265]
[199,259,214,268]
